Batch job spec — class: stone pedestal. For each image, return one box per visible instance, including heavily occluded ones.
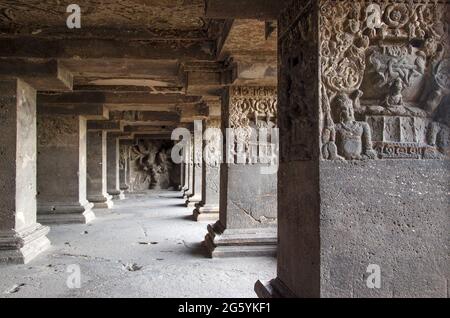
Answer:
[0,79,50,264]
[256,0,449,298]
[204,86,278,258]
[186,121,203,208]
[194,118,221,221]
[37,114,95,224]
[107,133,125,200]
[87,130,113,209]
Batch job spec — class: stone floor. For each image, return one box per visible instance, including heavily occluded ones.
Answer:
[0,190,276,298]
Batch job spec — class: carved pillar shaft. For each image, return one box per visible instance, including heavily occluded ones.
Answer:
[186,120,203,209]
[193,118,221,221]
[256,0,449,298]
[37,114,95,224]
[87,130,113,209]
[0,79,50,264]
[107,132,125,200]
[204,86,278,258]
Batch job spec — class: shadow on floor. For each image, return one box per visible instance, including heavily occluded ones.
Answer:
[180,241,209,258]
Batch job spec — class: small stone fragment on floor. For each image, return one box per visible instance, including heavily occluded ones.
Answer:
[4,283,25,294]
[122,263,142,271]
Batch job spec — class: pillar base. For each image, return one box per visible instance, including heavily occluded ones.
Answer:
[37,202,95,224]
[0,224,51,264]
[88,194,114,209]
[254,278,297,298]
[185,195,201,208]
[193,205,219,222]
[108,190,125,200]
[204,221,277,258]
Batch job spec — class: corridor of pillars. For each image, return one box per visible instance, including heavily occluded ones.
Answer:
[0,0,449,298]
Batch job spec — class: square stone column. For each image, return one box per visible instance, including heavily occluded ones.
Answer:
[256,0,449,298]
[186,121,203,209]
[204,86,278,257]
[37,114,95,224]
[119,140,131,192]
[194,118,221,221]
[183,136,194,200]
[107,132,125,200]
[180,158,185,191]
[0,79,50,264]
[87,130,113,209]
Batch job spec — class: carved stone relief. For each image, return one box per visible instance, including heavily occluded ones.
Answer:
[319,0,449,160]
[279,0,318,162]
[37,115,78,147]
[228,86,277,163]
[129,139,178,191]
[204,118,222,167]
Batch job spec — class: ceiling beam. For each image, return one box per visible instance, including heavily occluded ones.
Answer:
[0,58,73,91]
[0,37,215,60]
[205,0,288,19]
[37,91,203,105]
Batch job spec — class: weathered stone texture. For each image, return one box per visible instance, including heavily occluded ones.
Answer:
[320,160,449,297]
[37,114,94,223]
[87,130,113,208]
[259,0,450,298]
[0,79,50,264]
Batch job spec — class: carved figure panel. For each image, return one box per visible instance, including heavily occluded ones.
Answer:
[319,0,450,161]
[129,139,179,191]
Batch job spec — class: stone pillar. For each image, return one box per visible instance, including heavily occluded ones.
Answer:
[180,155,185,192]
[107,132,125,200]
[87,130,113,209]
[204,86,278,257]
[183,136,194,199]
[0,79,50,264]
[186,121,203,209]
[194,118,221,221]
[37,114,95,224]
[125,144,132,192]
[256,0,449,298]
[119,140,131,192]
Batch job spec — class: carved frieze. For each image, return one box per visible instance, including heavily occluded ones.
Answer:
[319,0,449,161]
[228,86,278,163]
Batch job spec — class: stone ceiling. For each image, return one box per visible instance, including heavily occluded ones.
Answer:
[0,0,208,36]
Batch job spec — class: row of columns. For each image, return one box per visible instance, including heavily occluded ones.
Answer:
[182,86,279,258]
[0,87,129,263]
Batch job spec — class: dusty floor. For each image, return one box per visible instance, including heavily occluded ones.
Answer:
[0,191,276,298]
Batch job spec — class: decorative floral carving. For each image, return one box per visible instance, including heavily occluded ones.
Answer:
[383,4,410,30]
[229,86,277,149]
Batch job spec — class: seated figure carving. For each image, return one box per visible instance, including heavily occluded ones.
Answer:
[333,93,377,160]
